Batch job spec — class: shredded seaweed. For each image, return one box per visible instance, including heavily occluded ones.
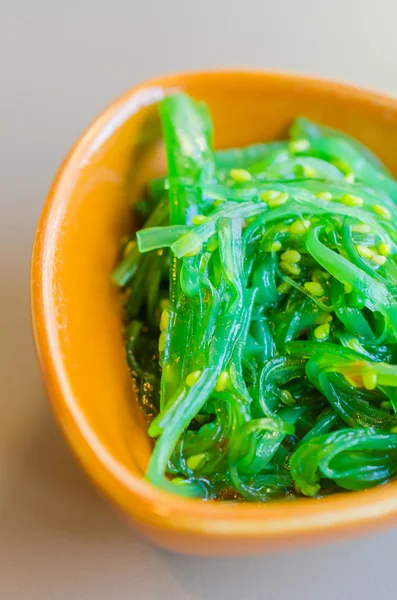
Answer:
[113,93,397,501]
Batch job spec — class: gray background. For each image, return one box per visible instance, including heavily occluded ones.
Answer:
[1,1,397,598]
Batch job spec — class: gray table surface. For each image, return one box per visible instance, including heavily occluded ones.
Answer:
[1,1,397,598]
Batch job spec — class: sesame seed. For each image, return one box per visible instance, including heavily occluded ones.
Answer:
[290,222,306,234]
[158,331,167,352]
[192,214,207,225]
[356,244,375,259]
[344,284,353,294]
[304,281,325,297]
[280,261,301,276]
[301,164,316,178]
[123,240,136,258]
[373,204,391,219]
[377,242,391,256]
[362,371,377,391]
[314,323,330,340]
[186,453,206,470]
[271,240,282,252]
[312,269,331,282]
[230,168,252,182]
[185,370,202,387]
[215,371,229,392]
[341,193,363,207]
[290,219,311,234]
[268,193,289,207]
[372,254,387,266]
[289,139,310,153]
[261,190,289,207]
[352,223,371,233]
[277,282,292,294]
[279,390,296,406]
[281,249,301,264]
[260,189,283,201]
[160,309,169,332]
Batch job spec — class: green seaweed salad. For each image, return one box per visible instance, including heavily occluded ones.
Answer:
[112,92,397,502]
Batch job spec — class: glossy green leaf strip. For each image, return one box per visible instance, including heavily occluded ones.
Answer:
[111,197,169,286]
[114,92,397,501]
[136,225,189,252]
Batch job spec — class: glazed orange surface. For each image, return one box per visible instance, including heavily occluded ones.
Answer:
[32,71,397,555]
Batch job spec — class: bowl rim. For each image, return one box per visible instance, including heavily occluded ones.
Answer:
[31,69,397,541]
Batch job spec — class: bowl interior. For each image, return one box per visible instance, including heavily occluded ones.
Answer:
[32,71,397,550]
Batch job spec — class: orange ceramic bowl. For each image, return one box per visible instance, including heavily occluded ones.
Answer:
[32,71,397,555]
